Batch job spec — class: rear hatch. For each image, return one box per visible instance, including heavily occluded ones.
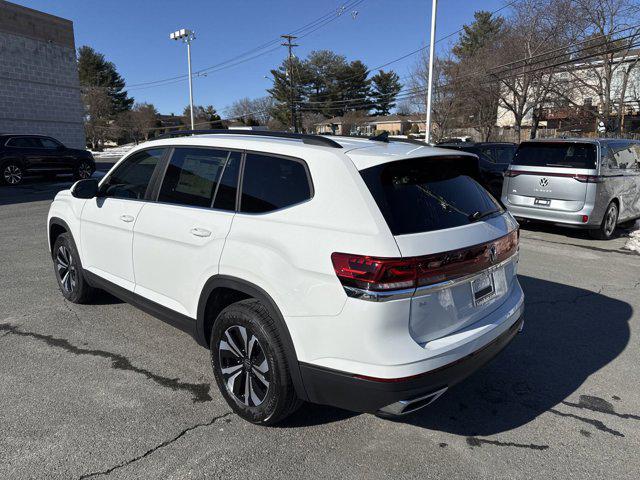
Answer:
[504,141,598,212]
[358,155,519,344]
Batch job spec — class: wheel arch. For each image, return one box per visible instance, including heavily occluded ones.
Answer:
[48,217,72,252]
[197,275,308,401]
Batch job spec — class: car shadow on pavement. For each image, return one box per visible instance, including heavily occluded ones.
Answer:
[395,274,632,436]
[519,220,630,240]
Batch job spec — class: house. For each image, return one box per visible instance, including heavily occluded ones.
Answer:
[314,114,426,136]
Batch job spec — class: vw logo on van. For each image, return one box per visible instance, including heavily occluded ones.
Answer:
[539,177,549,187]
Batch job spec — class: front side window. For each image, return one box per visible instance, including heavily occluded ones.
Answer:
[102,148,165,200]
[240,154,312,213]
[158,148,236,208]
[212,153,241,211]
[7,137,39,148]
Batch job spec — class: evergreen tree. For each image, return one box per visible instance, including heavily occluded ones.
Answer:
[78,46,133,113]
[452,11,504,61]
[183,105,225,128]
[337,60,372,114]
[370,70,402,116]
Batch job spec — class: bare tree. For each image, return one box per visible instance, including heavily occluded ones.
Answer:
[564,0,640,132]
[82,87,112,150]
[410,53,465,142]
[226,96,275,125]
[491,0,575,140]
[116,103,159,144]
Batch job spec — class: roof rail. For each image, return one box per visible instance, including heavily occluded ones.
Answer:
[154,129,343,148]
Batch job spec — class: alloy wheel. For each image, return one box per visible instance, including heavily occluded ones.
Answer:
[78,162,93,179]
[604,206,617,237]
[56,245,77,293]
[219,325,270,407]
[3,165,22,185]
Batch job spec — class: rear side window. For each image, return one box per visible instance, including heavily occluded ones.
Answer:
[38,138,62,149]
[611,142,640,170]
[240,153,312,213]
[103,148,165,200]
[495,145,516,164]
[513,142,597,169]
[158,148,235,208]
[360,157,501,236]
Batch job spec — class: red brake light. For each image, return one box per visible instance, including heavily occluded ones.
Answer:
[573,174,602,183]
[332,230,519,292]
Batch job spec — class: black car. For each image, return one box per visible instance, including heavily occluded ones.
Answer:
[0,134,95,186]
[437,142,517,198]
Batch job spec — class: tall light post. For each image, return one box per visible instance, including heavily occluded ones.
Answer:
[170,28,196,130]
[424,0,437,144]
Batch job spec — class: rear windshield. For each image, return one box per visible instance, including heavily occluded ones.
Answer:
[513,142,597,169]
[360,157,502,236]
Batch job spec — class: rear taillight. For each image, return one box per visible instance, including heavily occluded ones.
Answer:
[332,230,519,292]
[573,174,602,183]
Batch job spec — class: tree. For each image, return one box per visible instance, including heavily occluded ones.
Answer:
[451,11,506,140]
[370,70,402,116]
[82,86,112,150]
[184,105,224,129]
[268,56,309,129]
[78,46,133,113]
[452,11,505,60]
[227,96,275,125]
[561,0,640,133]
[117,103,159,144]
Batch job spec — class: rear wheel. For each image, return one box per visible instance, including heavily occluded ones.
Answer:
[210,299,300,425]
[1,162,24,186]
[52,233,95,303]
[589,202,618,240]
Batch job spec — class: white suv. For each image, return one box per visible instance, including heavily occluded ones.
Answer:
[47,131,524,425]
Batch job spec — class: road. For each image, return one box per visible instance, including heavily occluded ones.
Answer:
[1,167,639,479]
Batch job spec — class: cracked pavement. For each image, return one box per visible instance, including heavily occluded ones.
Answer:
[0,177,639,479]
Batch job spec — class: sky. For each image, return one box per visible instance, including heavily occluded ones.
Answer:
[16,0,507,116]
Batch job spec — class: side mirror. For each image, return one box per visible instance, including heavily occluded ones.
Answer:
[71,178,99,199]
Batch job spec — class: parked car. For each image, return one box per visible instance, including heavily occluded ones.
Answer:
[502,138,640,239]
[47,130,524,425]
[0,134,95,186]
[437,142,517,198]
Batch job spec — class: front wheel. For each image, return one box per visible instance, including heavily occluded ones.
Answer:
[589,202,618,240]
[210,299,300,425]
[1,162,24,186]
[74,161,94,180]
[52,233,95,303]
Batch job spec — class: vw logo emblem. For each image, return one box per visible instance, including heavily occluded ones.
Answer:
[539,177,549,187]
[489,244,498,264]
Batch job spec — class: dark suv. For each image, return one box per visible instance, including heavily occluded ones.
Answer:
[0,134,95,186]
[437,142,516,198]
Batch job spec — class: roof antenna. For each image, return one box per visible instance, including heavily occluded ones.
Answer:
[369,131,389,143]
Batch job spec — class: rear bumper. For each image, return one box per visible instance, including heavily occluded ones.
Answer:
[299,314,523,414]
[502,201,602,227]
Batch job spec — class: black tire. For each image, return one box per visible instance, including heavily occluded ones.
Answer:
[589,201,618,240]
[52,232,95,303]
[210,299,300,425]
[74,161,94,180]
[1,161,24,186]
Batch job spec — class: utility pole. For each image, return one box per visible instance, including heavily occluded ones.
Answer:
[424,0,437,144]
[281,34,299,133]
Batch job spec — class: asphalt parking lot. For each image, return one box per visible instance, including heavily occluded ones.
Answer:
[1,167,639,479]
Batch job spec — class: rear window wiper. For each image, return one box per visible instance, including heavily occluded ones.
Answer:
[469,209,501,222]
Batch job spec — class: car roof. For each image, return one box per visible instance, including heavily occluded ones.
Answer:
[522,137,640,145]
[131,133,477,171]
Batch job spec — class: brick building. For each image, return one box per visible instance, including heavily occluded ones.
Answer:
[0,1,85,148]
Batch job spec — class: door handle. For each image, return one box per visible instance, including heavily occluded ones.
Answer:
[190,227,212,238]
[120,214,135,223]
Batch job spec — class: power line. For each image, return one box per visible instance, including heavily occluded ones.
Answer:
[281,34,300,132]
[126,0,366,90]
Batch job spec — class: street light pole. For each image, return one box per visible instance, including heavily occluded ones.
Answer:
[425,0,437,144]
[170,28,196,130]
